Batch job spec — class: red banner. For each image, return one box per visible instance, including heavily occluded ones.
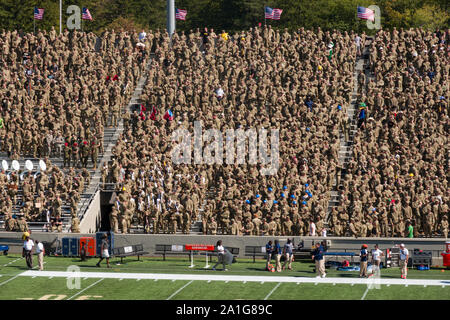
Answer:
[185,244,215,251]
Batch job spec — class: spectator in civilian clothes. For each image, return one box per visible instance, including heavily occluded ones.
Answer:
[359,244,368,278]
[370,244,383,277]
[22,235,34,269]
[265,240,273,270]
[212,240,227,271]
[35,240,45,271]
[274,239,282,272]
[399,244,409,279]
[282,239,294,270]
[96,233,110,268]
[312,242,326,278]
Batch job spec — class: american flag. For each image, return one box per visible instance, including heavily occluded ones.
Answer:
[265,7,283,20]
[175,8,187,20]
[34,7,44,20]
[82,7,93,20]
[357,6,374,21]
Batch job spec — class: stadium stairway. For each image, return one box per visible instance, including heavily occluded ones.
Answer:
[83,54,155,234]
[0,54,153,233]
[325,37,374,230]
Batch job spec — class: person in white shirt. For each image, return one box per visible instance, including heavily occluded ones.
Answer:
[215,87,224,100]
[212,240,227,271]
[35,240,45,271]
[138,30,147,42]
[309,220,316,236]
[370,244,384,276]
[23,236,34,269]
[355,35,361,56]
[399,244,409,279]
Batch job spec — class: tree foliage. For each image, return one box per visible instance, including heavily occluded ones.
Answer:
[0,0,447,34]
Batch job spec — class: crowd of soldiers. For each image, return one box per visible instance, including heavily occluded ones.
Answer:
[1,159,90,232]
[105,26,358,235]
[329,28,449,238]
[1,25,447,238]
[0,27,149,231]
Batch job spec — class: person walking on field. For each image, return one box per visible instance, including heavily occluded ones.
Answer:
[212,240,227,271]
[359,244,368,278]
[274,239,282,272]
[282,239,294,270]
[35,240,45,271]
[265,240,273,270]
[312,242,326,278]
[22,235,34,269]
[370,244,384,277]
[399,244,409,279]
[96,233,110,268]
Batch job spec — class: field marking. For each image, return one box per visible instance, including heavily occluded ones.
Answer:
[2,258,24,267]
[67,278,104,301]
[361,287,370,300]
[166,280,193,300]
[264,283,281,300]
[0,274,21,287]
[17,271,450,287]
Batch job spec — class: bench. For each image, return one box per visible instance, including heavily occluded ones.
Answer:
[245,246,267,263]
[324,252,357,263]
[113,244,149,263]
[154,244,190,261]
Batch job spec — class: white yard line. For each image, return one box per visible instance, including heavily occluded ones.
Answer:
[264,283,281,300]
[17,270,450,287]
[0,274,21,287]
[67,278,104,300]
[2,257,24,267]
[361,287,370,300]
[166,280,193,300]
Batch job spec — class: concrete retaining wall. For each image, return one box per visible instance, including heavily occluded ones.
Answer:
[1,232,447,263]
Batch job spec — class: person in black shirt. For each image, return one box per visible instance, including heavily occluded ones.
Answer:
[265,241,273,270]
[202,27,209,45]
[359,244,368,278]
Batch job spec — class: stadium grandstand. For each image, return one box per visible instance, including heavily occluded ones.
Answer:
[0,1,448,240]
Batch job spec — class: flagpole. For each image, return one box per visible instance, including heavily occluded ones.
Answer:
[59,0,62,34]
[33,13,36,34]
[264,6,266,26]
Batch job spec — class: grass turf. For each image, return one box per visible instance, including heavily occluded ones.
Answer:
[0,254,449,300]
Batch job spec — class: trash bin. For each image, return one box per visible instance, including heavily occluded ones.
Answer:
[441,241,450,267]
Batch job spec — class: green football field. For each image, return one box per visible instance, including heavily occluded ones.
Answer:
[0,254,449,300]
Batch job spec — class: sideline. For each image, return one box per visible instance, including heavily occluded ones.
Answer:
[18,270,450,287]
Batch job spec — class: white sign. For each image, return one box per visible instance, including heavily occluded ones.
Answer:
[124,246,133,254]
[171,245,183,252]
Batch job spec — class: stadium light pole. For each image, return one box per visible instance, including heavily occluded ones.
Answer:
[167,0,175,41]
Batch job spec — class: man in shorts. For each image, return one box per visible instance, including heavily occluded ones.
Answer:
[96,233,110,268]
